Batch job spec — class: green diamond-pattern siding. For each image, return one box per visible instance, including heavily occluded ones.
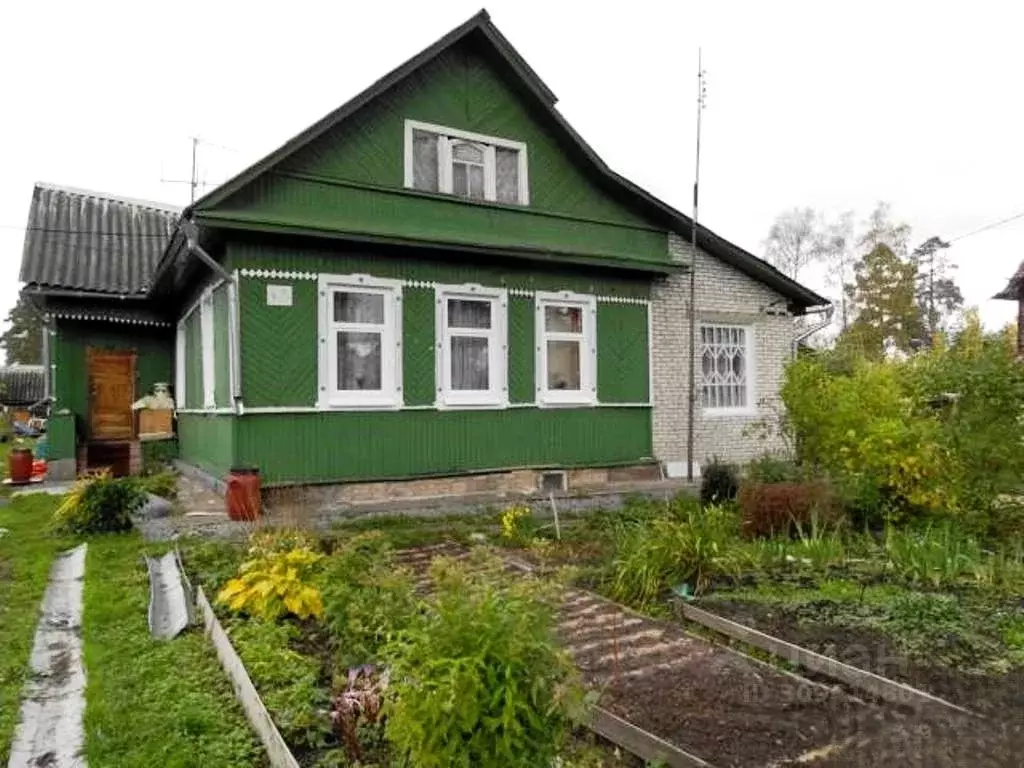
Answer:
[508,296,534,403]
[199,42,674,269]
[402,286,436,406]
[239,278,317,407]
[597,303,650,403]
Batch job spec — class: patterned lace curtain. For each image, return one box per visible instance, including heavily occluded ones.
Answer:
[412,130,439,192]
[448,299,490,390]
[495,147,519,203]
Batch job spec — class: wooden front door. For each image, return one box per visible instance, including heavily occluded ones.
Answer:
[88,349,135,441]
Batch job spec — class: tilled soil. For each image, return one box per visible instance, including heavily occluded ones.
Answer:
[700,597,1024,718]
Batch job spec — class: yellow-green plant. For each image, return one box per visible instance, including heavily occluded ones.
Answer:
[217,547,324,620]
[53,469,110,528]
[500,504,531,540]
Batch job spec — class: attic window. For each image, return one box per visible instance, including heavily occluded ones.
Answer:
[404,120,529,205]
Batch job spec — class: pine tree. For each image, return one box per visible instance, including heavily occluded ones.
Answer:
[0,295,44,365]
[841,244,922,357]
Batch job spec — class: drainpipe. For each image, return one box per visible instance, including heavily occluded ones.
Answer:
[792,305,835,357]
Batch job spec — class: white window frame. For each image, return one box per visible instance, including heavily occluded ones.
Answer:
[699,323,756,416]
[317,274,403,410]
[435,284,508,409]
[535,291,597,407]
[175,321,186,411]
[200,293,216,409]
[403,119,530,205]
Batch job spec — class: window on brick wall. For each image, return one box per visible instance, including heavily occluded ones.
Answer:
[700,324,753,412]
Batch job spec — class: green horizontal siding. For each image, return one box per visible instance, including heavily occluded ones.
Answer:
[206,178,668,269]
[235,408,651,485]
[52,320,173,439]
[201,42,673,267]
[597,303,650,403]
[178,413,235,478]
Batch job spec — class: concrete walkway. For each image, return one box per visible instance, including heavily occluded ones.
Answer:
[8,544,88,768]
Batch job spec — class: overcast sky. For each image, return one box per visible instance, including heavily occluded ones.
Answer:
[3,0,1022,347]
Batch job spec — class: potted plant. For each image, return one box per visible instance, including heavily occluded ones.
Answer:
[8,438,33,484]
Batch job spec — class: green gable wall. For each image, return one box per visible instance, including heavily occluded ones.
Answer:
[197,41,673,270]
[52,320,173,440]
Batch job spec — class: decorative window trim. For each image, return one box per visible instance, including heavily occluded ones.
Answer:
[200,293,216,409]
[535,290,597,407]
[699,323,756,416]
[403,119,530,205]
[316,273,403,410]
[435,283,508,409]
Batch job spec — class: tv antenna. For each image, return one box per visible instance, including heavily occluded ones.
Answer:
[161,136,210,203]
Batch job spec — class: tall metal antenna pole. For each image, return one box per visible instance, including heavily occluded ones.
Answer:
[686,49,707,483]
[190,136,199,203]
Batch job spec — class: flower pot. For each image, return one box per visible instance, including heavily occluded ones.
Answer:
[8,447,33,484]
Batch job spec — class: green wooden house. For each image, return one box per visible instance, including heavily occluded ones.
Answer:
[20,10,827,498]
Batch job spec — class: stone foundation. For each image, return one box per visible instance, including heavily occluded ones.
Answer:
[263,462,664,514]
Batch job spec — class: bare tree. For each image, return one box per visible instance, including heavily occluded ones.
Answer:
[816,211,856,330]
[858,201,911,257]
[763,207,822,281]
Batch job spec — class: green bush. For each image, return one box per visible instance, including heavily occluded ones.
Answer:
[745,453,803,484]
[54,474,145,534]
[609,503,741,602]
[700,457,739,506]
[320,532,418,667]
[383,553,582,768]
[136,469,178,500]
[227,617,332,749]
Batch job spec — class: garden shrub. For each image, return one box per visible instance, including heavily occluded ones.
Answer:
[320,532,418,667]
[609,503,741,602]
[383,554,582,768]
[135,468,178,500]
[227,617,332,748]
[217,547,324,620]
[700,457,739,505]
[53,472,146,534]
[738,481,840,539]
[745,453,803,484]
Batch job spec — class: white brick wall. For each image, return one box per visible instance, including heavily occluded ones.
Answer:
[651,233,792,470]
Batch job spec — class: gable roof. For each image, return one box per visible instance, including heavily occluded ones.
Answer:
[191,9,826,310]
[20,183,180,296]
[0,365,45,406]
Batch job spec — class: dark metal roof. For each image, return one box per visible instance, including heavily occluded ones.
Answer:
[44,297,173,328]
[994,260,1024,300]
[0,365,45,405]
[20,183,180,296]
[185,9,828,311]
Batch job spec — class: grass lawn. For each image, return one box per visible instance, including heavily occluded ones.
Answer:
[0,495,75,763]
[0,493,266,767]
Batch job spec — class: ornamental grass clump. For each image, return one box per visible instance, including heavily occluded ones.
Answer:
[382,552,584,768]
[53,471,145,534]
